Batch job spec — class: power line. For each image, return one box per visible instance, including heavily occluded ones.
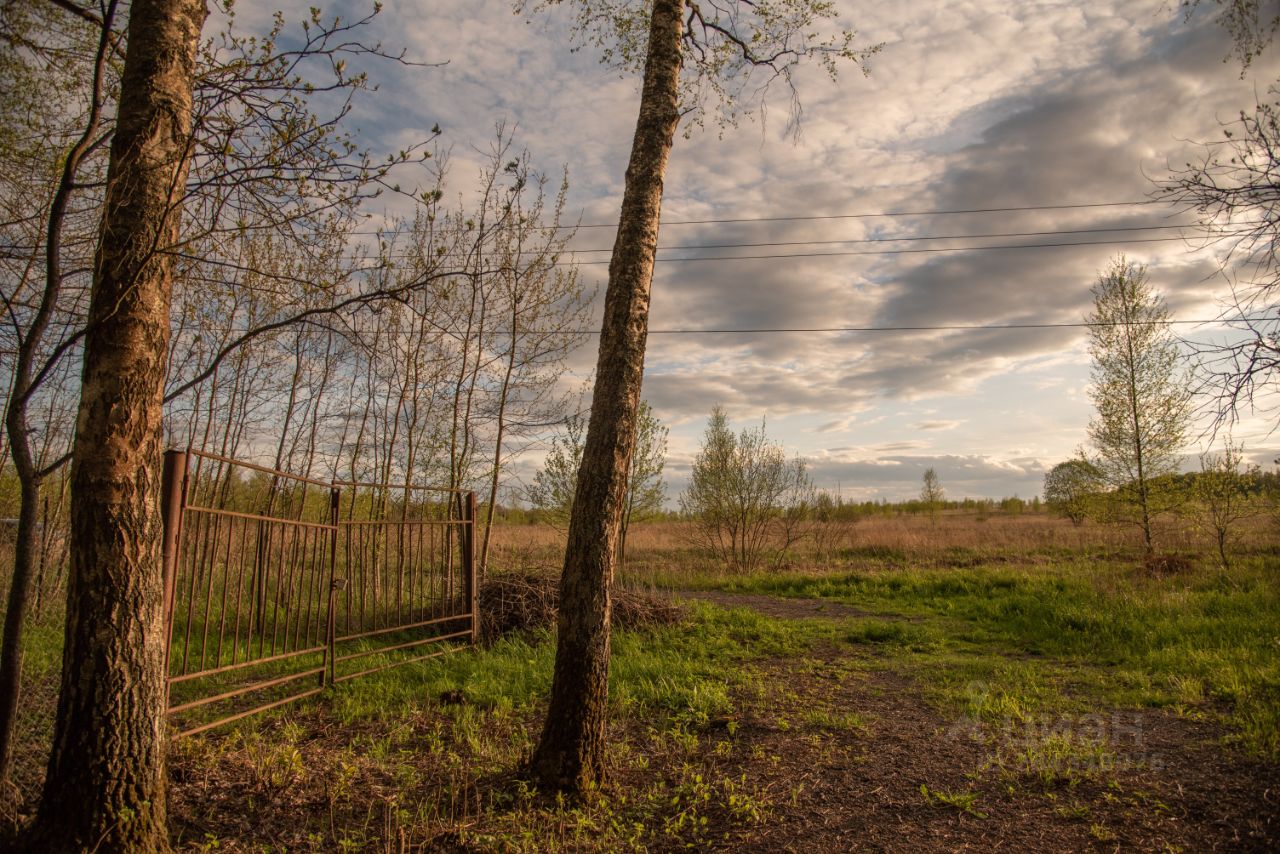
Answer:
[284,315,1266,337]
[583,235,1205,265]
[345,198,1176,235]
[643,318,1251,334]
[328,230,1233,268]
[578,198,1175,229]
[334,221,1213,261]
[559,222,1205,255]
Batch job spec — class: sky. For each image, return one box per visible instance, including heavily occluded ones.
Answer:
[285,0,1280,502]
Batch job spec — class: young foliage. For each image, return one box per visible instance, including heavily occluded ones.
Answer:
[521,0,880,136]
[529,400,667,563]
[1043,457,1103,526]
[920,467,944,519]
[680,406,814,572]
[1191,441,1261,570]
[1086,258,1192,554]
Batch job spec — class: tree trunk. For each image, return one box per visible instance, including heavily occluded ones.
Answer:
[528,0,682,792]
[0,0,120,787]
[0,475,40,784]
[29,0,206,849]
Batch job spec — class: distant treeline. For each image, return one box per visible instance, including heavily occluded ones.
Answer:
[490,493,1047,526]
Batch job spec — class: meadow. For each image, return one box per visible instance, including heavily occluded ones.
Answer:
[4,510,1279,850]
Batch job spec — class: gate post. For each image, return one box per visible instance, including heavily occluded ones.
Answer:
[464,491,478,645]
[324,485,341,687]
[160,449,189,701]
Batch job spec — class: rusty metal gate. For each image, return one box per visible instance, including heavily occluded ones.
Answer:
[160,449,477,738]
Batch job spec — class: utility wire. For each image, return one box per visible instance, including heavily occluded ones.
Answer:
[345,198,1176,235]
[327,230,1234,268]
[556,222,1206,255]
[582,235,1208,265]
[283,315,1268,337]
[331,221,1216,262]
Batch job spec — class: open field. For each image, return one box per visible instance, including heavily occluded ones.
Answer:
[4,512,1279,849]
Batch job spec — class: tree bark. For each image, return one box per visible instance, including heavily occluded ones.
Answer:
[528,0,683,792]
[28,0,206,850]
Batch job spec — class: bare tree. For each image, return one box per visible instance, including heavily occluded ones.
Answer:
[1161,2,1280,430]
[1159,91,1280,431]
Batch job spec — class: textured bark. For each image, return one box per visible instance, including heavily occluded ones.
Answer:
[29,0,207,850]
[528,0,683,792]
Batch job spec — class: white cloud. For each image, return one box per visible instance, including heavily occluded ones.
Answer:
[323,0,1279,498]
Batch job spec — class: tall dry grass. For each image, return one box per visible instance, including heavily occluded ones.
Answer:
[486,510,1279,585]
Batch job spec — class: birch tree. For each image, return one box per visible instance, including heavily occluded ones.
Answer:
[523,0,877,791]
[1086,258,1192,555]
[29,0,207,849]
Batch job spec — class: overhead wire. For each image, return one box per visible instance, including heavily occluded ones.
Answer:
[342,198,1179,235]
[324,225,1237,267]
[326,220,1219,262]
[282,315,1269,337]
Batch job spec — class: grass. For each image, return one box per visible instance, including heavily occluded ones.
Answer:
[169,602,833,851]
[5,512,1278,848]
[699,555,1280,757]
[325,601,829,725]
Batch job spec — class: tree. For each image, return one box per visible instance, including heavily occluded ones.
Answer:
[0,0,109,787]
[1044,457,1103,525]
[528,408,588,531]
[529,400,668,564]
[920,467,944,519]
[26,0,207,849]
[1183,0,1279,70]
[1158,90,1280,431]
[680,406,814,573]
[1160,3,1280,430]
[1191,441,1260,570]
[525,0,876,792]
[619,401,668,565]
[0,1,436,788]
[1086,258,1192,555]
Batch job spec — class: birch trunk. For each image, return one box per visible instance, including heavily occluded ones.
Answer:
[31,0,206,849]
[528,0,682,792]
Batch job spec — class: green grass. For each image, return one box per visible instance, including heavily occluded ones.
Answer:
[702,556,1280,757]
[170,602,833,852]
[329,601,831,726]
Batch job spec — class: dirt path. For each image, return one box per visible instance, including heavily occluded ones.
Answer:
[674,590,1279,852]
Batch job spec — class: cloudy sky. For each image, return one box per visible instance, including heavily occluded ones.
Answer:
[316,0,1278,501]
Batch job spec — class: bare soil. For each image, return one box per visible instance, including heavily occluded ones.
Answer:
[675,590,1278,852]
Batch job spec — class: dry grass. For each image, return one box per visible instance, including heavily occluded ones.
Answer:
[486,511,1279,586]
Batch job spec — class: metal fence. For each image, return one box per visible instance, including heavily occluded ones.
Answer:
[160,449,477,737]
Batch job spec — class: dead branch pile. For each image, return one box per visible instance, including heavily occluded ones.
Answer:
[478,572,683,643]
